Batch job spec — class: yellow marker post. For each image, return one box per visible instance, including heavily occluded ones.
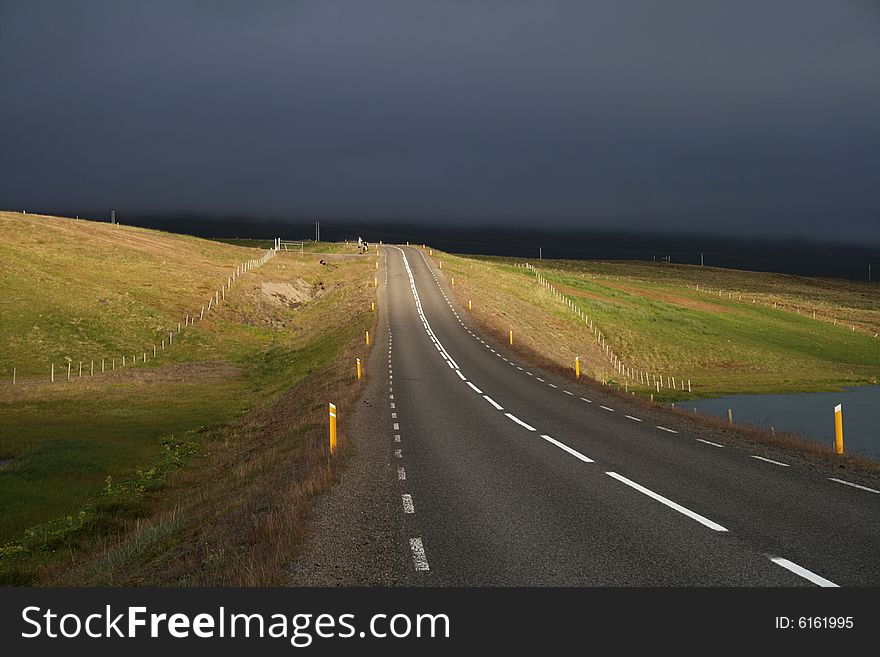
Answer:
[366,330,371,346]
[439,261,442,269]
[451,276,455,287]
[371,302,375,312]
[429,249,433,255]
[376,260,379,270]
[834,404,844,454]
[575,355,580,379]
[329,403,337,455]
[374,276,378,287]
[356,358,362,380]
[468,299,472,311]
[509,330,513,346]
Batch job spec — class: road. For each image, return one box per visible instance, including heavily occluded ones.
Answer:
[290,245,880,586]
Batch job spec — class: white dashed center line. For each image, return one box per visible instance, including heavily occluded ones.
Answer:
[696,439,724,448]
[402,494,415,513]
[770,557,837,587]
[828,478,879,494]
[751,455,789,467]
[505,413,536,431]
[483,395,504,411]
[540,434,594,463]
[606,472,728,532]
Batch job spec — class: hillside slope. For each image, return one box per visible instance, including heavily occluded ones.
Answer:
[438,252,880,399]
[0,212,374,585]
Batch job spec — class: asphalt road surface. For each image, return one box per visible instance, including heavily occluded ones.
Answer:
[290,245,880,586]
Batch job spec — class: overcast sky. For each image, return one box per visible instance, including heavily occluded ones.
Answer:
[1,1,878,242]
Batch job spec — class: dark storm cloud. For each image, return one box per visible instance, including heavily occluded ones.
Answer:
[1,1,878,241]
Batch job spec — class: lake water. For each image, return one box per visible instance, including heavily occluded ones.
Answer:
[687,386,880,460]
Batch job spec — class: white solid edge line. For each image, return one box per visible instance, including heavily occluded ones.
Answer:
[605,471,728,532]
[410,538,430,571]
[770,557,838,587]
[466,381,483,394]
[540,434,594,463]
[828,477,880,494]
[657,426,678,433]
[696,438,724,448]
[483,395,503,410]
[505,412,536,431]
[751,455,789,467]
[455,369,466,381]
[624,415,642,422]
[402,494,415,513]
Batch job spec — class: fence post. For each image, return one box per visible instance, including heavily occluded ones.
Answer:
[834,404,844,455]
[329,403,338,455]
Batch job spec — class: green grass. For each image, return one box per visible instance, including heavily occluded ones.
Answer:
[0,382,241,540]
[440,252,880,400]
[0,212,373,580]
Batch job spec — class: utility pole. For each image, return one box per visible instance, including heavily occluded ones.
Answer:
[110,208,116,225]
[870,264,872,283]
[539,247,542,260]
[700,252,704,267]
[315,220,320,243]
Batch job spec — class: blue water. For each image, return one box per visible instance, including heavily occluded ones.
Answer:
[687,386,880,460]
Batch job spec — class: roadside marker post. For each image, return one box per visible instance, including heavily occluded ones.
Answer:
[451,276,455,287]
[357,358,362,381]
[366,331,371,346]
[575,355,580,379]
[468,300,472,311]
[834,404,844,455]
[329,403,338,455]
[509,330,513,346]
[374,277,378,287]
[371,302,375,312]
[727,408,733,424]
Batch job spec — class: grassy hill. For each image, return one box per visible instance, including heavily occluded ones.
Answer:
[0,212,374,585]
[437,251,880,399]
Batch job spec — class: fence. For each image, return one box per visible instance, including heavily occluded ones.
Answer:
[515,262,693,394]
[6,245,280,385]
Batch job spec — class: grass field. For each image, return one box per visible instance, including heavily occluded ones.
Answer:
[0,212,374,584]
[437,251,880,400]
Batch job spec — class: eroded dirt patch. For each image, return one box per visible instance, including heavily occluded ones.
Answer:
[260,279,313,307]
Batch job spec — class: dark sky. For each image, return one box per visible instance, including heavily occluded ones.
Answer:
[1,1,879,243]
